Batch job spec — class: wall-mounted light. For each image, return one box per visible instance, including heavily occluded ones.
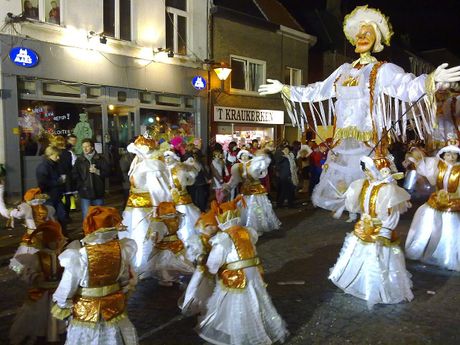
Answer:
[154,48,174,58]
[213,62,232,81]
[108,104,115,111]
[99,35,107,44]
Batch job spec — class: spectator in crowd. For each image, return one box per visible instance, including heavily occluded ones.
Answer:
[53,136,73,221]
[275,145,298,208]
[183,143,210,212]
[292,140,302,158]
[72,138,110,218]
[23,0,38,19]
[35,145,66,230]
[249,139,260,155]
[297,144,313,193]
[119,142,136,207]
[310,142,328,196]
[48,0,60,24]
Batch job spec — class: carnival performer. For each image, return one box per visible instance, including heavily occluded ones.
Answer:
[52,206,138,345]
[143,201,194,285]
[405,136,460,271]
[198,197,288,345]
[9,188,58,271]
[120,134,171,274]
[9,220,67,345]
[224,150,281,235]
[179,209,219,316]
[259,5,460,215]
[164,150,201,245]
[329,152,413,308]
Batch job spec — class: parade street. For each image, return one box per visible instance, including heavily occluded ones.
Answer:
[0,195,458,345]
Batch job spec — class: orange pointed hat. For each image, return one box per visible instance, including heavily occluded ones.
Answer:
[30,220,64,247]
[24,188,48,202]
[211,195,246,223]
[83,206,123,235]
[195,209,218,230]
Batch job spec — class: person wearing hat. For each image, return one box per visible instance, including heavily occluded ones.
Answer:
[9,188,59,273]
[224,152,281,235]
[143,201,194,285]
[52,206,138,345]
[259,5,460,217]
[9,220,67,345]
[163,150,201,247]
[120,134,171,274]
[197,196,288,345]
[329,151,413,308]
[405,135,460,271]
[179,209,219,316]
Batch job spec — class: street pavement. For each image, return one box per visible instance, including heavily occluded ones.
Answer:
[0,192,459,345]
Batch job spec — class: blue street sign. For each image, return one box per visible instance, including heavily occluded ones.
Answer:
[192,76,206,90]
[9,47,39,68]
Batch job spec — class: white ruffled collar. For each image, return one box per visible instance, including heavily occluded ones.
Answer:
[218,217,241,231]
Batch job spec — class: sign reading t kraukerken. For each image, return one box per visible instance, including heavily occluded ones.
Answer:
[214,106,284,125]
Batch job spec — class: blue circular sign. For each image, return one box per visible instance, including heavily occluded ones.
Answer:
[9,47,39,68]
[192,76,206,90]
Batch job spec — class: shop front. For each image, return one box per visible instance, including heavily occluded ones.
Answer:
[212,105,284,147]
[0,36,207,197]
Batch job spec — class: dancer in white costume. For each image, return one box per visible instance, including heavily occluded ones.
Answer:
[120,135,171,273]
[198,197,288,345]
[164,150,201,246]
[405,136,460,271]
[52,206,138,345]
[143,201,194,285]
[225,150,281,235]
[179,209,219,316]
[9,221,67,345]
[259,5,460,215]
[329,153,413,308]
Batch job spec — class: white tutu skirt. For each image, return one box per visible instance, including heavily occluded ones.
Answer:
[179,269,215,317]
[405,203,460,271]
[240,194,281,234]
[329,233,414,308]
[312,139,368,211]
[65,316,138,345]
[143,248,194,282]
[9,291,66,344]
[176,203,201,244]
[198,267,288,345]
[120,207,154,273]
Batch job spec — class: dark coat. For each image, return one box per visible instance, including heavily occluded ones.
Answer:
[275,154,292,181]
[36,158,64,201]
[58,149,75,192]
[72,153,110,200]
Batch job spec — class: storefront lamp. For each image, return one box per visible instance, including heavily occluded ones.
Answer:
[213,63,232,81]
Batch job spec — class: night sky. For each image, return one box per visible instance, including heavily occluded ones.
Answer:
[279,0,460,57]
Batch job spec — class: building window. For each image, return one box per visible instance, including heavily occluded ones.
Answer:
[103,0,131,41]
[165,0,188,55]
[230,56,266,93]
[284,67,302,86]
[22,0,61,25]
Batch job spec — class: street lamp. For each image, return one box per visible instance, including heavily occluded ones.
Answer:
[213,62,232,89]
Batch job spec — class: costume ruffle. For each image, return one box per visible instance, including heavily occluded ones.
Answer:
[240,194,281,234]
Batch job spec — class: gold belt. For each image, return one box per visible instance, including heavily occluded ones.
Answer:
[161,234,179,242]
[427,193,460,212]
[126,191,153,208]
[240,183,266,195]
[224,257,260,270]
[77,282,120,298]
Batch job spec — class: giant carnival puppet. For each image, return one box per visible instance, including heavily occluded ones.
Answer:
[259,5,460,216]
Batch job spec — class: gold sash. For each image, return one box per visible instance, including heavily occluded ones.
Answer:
[436,160,460,193]
[427,192,460,212]
[86,240,121,288]
[126,191,153,208]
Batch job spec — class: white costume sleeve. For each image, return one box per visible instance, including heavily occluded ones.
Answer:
[53,241,82,308]
[377,63,428,102]
[225,164,242,190]
[287,65,345,102]
[416,157,439,186]
[344,179,366,214]
[206,232,232,275]
[119,238,138,293]
[376,184,411,230]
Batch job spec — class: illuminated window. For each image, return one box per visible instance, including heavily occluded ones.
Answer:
[165,0,188,55]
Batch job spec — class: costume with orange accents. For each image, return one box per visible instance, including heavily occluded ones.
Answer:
[120,135,171,275]
[197,198,288,345]
[9,220,67,344]
[406,138,460,271]
[143,202,194,284]
[52,206,139,345]
[329,153,414,308]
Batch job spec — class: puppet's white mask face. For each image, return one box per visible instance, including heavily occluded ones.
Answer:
[354,24,376,54]
[444,152,459,165]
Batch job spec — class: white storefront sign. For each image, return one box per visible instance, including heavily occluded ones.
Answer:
[214,106,284,125]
